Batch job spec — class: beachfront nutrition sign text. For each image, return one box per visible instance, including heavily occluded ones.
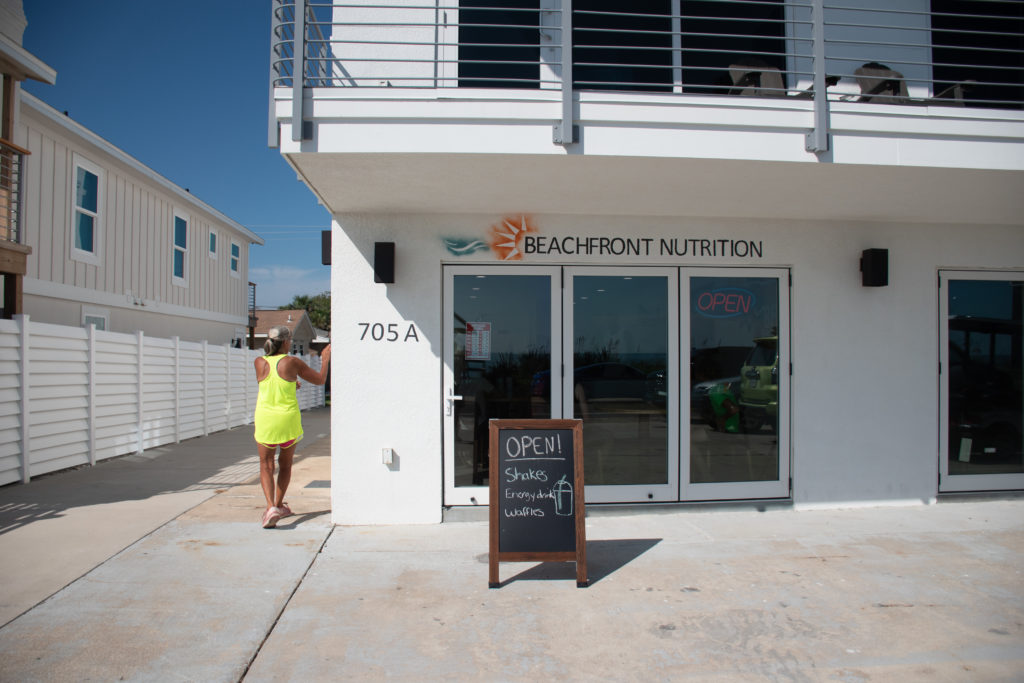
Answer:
[442,217,766,261]
[523,236,763,258]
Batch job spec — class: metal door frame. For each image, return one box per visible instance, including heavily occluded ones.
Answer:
[680,267,791,501]
[442,265,562,506]
[563,266,680,503]
[939,269,1024,492]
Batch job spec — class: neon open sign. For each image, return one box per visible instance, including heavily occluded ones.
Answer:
[695,288,756,318]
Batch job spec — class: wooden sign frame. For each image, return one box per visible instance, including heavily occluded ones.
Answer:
[488,419,588,588]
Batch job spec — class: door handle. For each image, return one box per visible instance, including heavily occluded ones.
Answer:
[446,389,463,417]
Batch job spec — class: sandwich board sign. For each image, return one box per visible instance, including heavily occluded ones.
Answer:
[488,419,587,588]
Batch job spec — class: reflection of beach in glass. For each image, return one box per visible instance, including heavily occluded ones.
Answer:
[553,475,573,516]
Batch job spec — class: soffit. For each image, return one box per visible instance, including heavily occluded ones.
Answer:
[285,153,1024,226]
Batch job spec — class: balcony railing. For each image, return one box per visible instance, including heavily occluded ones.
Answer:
[0,139,27,245]
[270,1,1024,150]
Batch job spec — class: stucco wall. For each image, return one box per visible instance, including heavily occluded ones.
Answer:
[329,212,1023,524]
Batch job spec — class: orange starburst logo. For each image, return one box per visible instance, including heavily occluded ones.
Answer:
[489,215,537,261]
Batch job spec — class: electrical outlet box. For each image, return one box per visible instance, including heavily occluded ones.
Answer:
[382,448,394,465]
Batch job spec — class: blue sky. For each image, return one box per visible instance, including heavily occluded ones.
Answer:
[22,0,330,308]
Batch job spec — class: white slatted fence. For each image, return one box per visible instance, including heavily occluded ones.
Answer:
[0,315,326,485]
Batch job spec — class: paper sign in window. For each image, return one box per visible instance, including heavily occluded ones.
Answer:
[465,322,491,361]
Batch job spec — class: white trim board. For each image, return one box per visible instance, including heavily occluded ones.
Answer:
[24,278,249,326]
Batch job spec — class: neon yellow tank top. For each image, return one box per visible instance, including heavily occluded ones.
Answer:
[254,355,303,445]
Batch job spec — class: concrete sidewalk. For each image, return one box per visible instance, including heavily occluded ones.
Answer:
[0,408,332,628]
[1,412,1023,680]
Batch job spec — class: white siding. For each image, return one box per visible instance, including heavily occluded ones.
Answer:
[16,94,258,344]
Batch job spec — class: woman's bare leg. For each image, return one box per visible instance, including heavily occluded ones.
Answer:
[275,443,297,508]
[258,443,278,510]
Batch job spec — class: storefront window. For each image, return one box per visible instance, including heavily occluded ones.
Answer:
[572,274,669,486]
[689,276,779,483]
[452,274,552,487]
[947,279,1024,475]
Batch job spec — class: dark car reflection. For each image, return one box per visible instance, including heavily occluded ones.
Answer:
[532,362,660,418]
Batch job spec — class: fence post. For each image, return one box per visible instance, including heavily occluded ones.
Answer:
[202,340,209,436]
[173,336,181,443]
[17,314,29,483]
[87,323,96,465]
[137,330,144,454]
[225,343,232,428]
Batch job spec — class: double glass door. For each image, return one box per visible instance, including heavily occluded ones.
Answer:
[443,265,789,505]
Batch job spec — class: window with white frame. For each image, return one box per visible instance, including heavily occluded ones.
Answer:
[230,241,240,277]
[173,212,188,284]
[209,230,217,259]
[71,154,103,264]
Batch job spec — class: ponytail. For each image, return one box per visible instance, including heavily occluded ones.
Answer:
[263,338,284,356]
[264,325,292,356]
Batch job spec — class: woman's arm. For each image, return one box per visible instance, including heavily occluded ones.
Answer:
[284,345,331,386]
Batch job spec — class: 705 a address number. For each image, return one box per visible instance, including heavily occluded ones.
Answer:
[358,322,420,342]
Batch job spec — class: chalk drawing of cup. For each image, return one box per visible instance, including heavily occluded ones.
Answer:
[553,474,573,517]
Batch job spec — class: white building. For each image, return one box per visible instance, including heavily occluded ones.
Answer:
[16,93,264,345]
[270,1,1024,524]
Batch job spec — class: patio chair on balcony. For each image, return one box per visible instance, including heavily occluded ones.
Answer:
[791,74,842,99]
[855,62,909,104]
[929,80,975,106]
[727,59,786,98]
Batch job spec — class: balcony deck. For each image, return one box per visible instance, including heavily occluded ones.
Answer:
[270,2,1024,223]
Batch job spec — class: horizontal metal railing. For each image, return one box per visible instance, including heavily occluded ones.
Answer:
[0,139,27,244]
[271,1,1023,108]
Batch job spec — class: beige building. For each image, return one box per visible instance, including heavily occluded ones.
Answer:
[253,309,316,356]
[17,93,263,345]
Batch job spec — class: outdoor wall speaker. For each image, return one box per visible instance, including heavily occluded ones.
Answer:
[321,230,331,266]
[860,248,889,287]
[374,242,395,284]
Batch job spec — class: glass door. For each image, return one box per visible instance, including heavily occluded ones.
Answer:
[681,269,790,500]
[564,268,679,503]
[443,266,561,506]
[940,271,1024,492]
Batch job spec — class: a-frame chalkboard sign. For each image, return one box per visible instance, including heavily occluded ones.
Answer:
[488,419,588,588]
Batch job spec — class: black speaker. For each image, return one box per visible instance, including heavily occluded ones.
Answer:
[321,231,331,266]
[860,248,888,287]
[374,242,395,283]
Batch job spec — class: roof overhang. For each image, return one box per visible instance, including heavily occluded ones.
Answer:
[0,32,54,84]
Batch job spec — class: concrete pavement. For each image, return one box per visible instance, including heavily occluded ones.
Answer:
[0,408,331,628]
[0,410,1022,681]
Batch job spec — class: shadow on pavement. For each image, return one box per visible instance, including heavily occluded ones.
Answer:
[271,509,331,530]
[501,538,662,586]
[0,408,329,536]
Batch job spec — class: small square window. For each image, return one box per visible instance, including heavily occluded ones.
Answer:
[82,306,109,331]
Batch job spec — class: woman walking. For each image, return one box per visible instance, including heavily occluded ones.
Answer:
[254,325,331,528]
